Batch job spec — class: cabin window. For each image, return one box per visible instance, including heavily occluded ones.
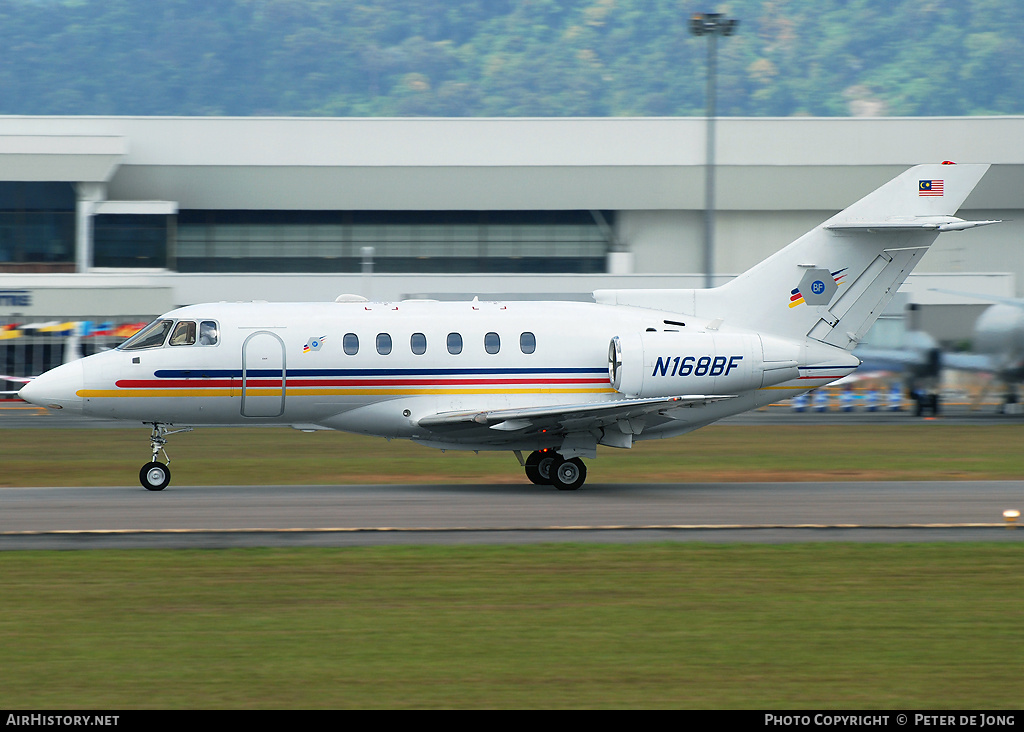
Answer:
[484,332,500,354]
[520,332,536,354]
[119,319,173,351]
[343,333,359,355]
[447,332,463,355]
[410,333,427,355]
[199,321,218,346]
[376,333,392,355]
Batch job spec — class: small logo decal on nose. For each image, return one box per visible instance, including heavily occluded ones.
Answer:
[303,336,326,353]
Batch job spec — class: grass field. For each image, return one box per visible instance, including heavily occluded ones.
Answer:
[3,423,1024,486]
[1,543,1022,709]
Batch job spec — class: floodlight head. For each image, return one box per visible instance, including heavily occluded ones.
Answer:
[689,12,738,37]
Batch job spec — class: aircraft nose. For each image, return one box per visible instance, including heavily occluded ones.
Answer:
[18,360,85,413]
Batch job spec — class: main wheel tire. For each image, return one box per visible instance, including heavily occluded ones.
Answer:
[525,449,559,485]
[140,461,170,491]
[551,457,587,491]
[524,450,546,485]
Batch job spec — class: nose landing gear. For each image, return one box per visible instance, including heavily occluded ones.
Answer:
[140,423,192,491]
[523,449,588,490]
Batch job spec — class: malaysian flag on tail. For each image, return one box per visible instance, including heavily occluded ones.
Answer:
[919,179,944,196]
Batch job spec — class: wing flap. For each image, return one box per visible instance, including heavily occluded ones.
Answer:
[416,394,734,432]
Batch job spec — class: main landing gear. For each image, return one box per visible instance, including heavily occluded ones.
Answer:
[523,449,588,491]
[912,391,941,417]
[139,423,192,491]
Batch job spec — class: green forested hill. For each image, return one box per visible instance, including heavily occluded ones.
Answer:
[1,0,1022,117]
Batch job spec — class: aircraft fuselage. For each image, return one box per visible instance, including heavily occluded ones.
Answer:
[28,299,856,451]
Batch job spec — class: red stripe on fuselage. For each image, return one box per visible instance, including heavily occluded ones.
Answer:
[115,377,611,389]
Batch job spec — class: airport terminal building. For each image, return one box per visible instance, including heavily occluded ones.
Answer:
[2,115,1023,377]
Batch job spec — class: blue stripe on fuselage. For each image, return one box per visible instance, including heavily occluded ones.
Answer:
[154,367,608,378]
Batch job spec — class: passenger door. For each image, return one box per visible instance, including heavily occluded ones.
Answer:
[241,331,286,417]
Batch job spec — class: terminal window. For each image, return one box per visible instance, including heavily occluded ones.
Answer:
[0,182,75,267]
[175,210,610,274]
[93,214,170,269]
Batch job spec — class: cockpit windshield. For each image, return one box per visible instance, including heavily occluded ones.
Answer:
[118,319,173,351]
[169,320,196,346]
[117,319,219,350]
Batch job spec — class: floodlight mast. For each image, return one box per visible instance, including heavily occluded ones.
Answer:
[690,12,738,289]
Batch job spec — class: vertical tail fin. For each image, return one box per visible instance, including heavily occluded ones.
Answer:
[695,163,995,349]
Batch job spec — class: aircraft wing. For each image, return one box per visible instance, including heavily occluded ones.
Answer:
[853,346,996,375]
[1,374,33,397]
[929,288,1024,309]
[941,352,997,372]
[416,395,734,433]
[853,346,932,370]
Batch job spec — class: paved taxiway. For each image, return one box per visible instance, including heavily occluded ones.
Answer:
[3,481,1022,549]
[4,400,1022,549]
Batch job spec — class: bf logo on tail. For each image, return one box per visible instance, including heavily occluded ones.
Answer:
[789,268,845,308]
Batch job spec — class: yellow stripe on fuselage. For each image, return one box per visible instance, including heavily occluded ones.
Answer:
[77,387,617,398]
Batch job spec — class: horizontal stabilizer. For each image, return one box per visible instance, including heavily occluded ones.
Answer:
[826,217,1001,233]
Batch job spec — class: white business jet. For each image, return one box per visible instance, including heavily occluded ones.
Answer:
[19,163,998,491]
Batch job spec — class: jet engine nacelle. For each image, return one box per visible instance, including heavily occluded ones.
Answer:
[608,331,800,398]
[974,304,1024,363]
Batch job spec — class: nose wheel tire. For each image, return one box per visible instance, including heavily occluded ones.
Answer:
[140,462,171,491]
[551,457,587,491]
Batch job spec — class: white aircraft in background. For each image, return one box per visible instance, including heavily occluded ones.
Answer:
[853,304,955,416]
[19,163,998,491]
[927,290,1024,412]
[856,291,1024,415]
[964,296,1024,408]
